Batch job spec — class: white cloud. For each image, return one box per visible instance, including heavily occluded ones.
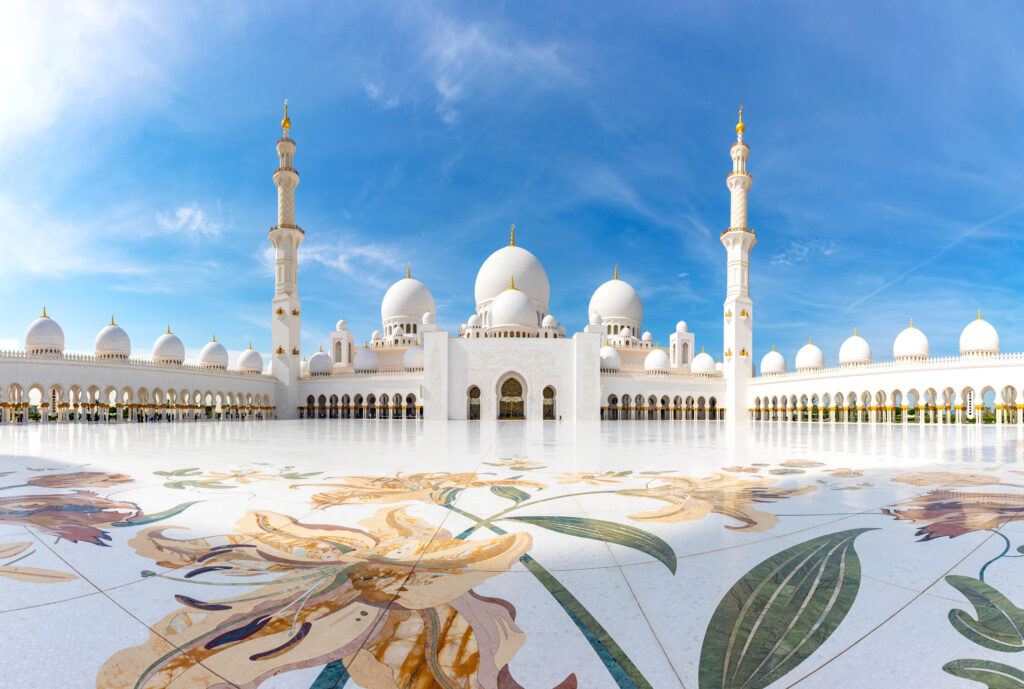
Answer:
[363,81,400,109]
[420,15,576,124]
[770,239,838,266]
[300,239,403,289]
[156,204,223,237]
[0,2,186,156]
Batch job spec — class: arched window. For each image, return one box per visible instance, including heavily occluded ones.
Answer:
[467,386,481,420]
[499,378,525,420]
[543,386,556,420]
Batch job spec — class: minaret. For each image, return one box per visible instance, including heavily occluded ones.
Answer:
[721,106,756,422]
[269,100,304,418]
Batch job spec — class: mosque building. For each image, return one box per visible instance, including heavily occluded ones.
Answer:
[0,104,1018,425]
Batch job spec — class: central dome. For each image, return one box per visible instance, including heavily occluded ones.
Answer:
[381,277,435,322]
[589,278,642,326]
[475,244,549,310]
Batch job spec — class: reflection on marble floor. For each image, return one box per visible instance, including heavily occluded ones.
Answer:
[2,421,1024,688]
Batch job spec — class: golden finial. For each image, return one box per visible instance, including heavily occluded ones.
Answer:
[407,262,411,279]
[110,315,116,326]
[281,98,291,133]
[808,336,812,344]
[736,104,745,134]
[319,345,323,352]
[510,224,516,246]
[853,327,857,336]
[771,344,775,351]
[510,275,516,290]
[249,341,253,349]
[42,306,48,318]
[167,324,172,334]
[212,334,216,342]
[978,309,982,320]
[614,264,618,280]
[701,346,705,353]
[910,318,914,328]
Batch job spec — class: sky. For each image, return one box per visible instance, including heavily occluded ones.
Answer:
[2,2,1024,369]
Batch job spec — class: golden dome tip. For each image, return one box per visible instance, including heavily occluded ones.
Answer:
[735,104,745,134]
[281,99,291,131]
[509,223,516,247]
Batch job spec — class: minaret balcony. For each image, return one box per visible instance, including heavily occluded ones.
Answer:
[720,226,756,237]
[269,224,305,236]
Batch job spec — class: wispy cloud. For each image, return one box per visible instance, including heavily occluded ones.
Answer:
[770,239,838,266]
[156,205,223,237]
[363,80,400,109]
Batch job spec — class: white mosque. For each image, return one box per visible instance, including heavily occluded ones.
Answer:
[1,104,1019,425]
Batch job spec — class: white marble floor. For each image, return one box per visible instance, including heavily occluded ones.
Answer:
[2,420,1023,688]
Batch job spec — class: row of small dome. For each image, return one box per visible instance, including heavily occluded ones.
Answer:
[303,344,424,376]
[23,311,265,374]
[599,345,718,376]
[759,315,1000,375]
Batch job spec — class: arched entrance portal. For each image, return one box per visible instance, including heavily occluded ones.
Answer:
[498,378,525,420]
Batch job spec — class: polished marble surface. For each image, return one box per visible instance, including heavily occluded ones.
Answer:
[2,420,1024,688]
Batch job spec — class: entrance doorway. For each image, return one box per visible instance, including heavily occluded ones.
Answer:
[498,378,525,419]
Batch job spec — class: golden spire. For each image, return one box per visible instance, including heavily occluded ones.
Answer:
[42,306,48,318]
[771,344,775,351]
[978,309,982,320]
[281,99,291,134]
[319,345,323,352]
[614,264,618,280]
[736,104,745,134]
[510,275,516,290]
[701,346,705,353]
[509,224,516,246]
[167,325,172,334]
[110,315,116,326]
[909,318,914,328]
[808,336,812,344]
[212,334,216,342]
[249,341,253,349]
[407,262,411,279]
[853,327,857,336]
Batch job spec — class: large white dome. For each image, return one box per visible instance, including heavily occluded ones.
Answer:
[644,348,670,374]
[381,277,435,323]
[588,278,642,326]
[795,340,824,371]
[199,337,228,370]
[353,347,380,372]
[760,347,786,375]
[893,323,929,361]
[308,349,332,376]
[238,345,264,374]
[599,346,621,371]
[95,319,131,360]
[839,331,871,367]
[475,244,550,310]
[691,350,716,376]
[489,287,537,329]
[960,314,999,356]
[152,328,185,365]
[25,310,64,355]
[403,344,424,370]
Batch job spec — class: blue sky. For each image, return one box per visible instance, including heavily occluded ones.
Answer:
[2,2,1024,367]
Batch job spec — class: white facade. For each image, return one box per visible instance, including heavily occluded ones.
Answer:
[2,104,1020,426]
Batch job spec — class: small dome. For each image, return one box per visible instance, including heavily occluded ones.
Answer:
[300,356,309,375]
[199,337,228,370]
[691,351,716,376]
[588,312,602,326]
[381,277,436,323]
[422,311,435,325]
[641,331,653,343]
[599,346,621,371]
[542,314,557,328]
[336,319,348,332]
[644,348,670,373]
[25,309,64,355]
[760,348,786,375]
[238,345,264,374]
[475,244,550,310]
[795,340,824,371]
[893,322,929,361]
[152,328,184,365]
[620,327,632,339]
[675,320,688,333]
[839,331,871,367]
[960,313,999,356]
[467,313,482,328]
[308,349,332,376]
[371,329,382,341]
[403,344,424,370]
[588,277,642,326]
[95,318,131,360]
[489,286,537,329]
[353,347,380,372]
